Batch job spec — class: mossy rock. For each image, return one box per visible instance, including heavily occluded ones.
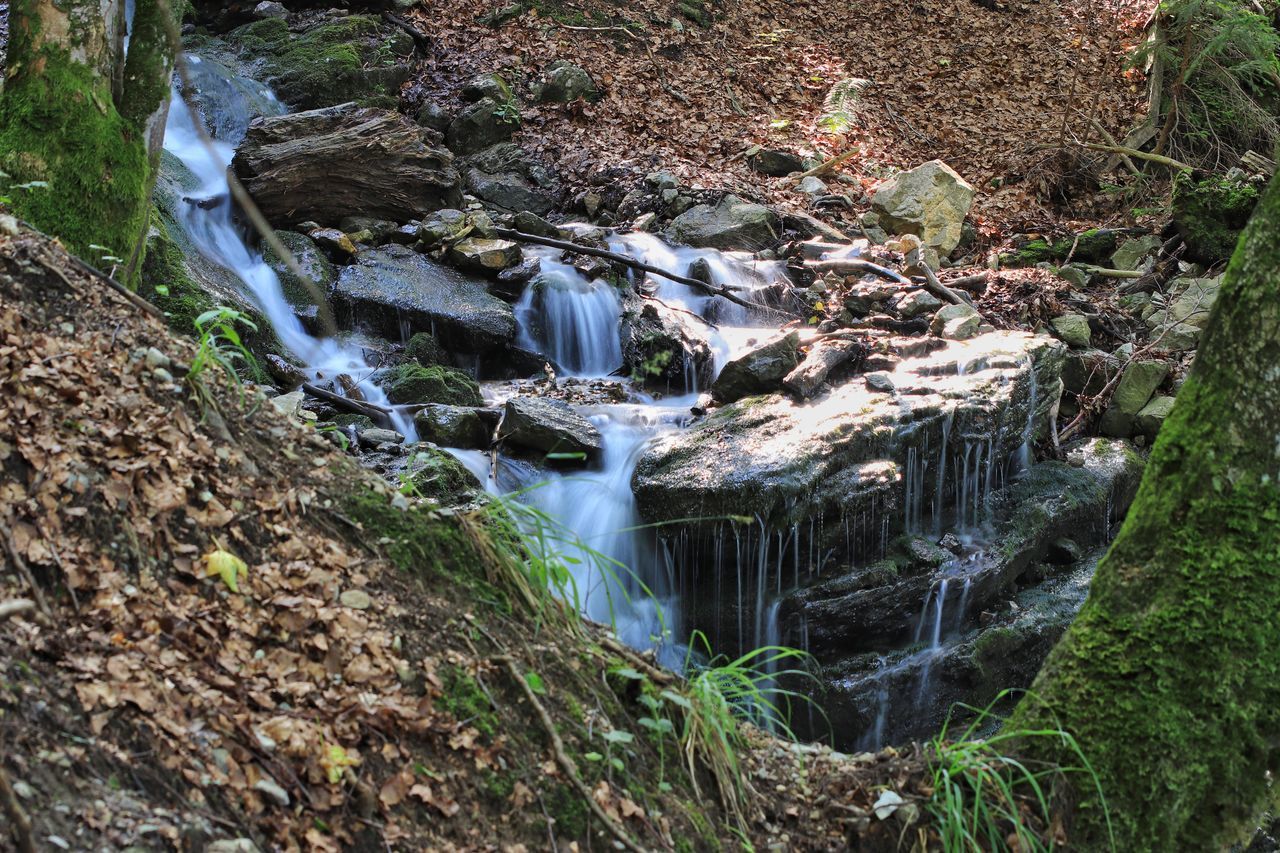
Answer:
[406,332,448,366]
[227,16,414,110]
[140,208,215,335]
[1172,171,1260,263]
[379,364,482,406]
[262,230,336,311]
[404,447,482,505]
[1001,228,1119,267]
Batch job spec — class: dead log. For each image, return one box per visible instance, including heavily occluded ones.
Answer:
[941,272,990,295]
[782,339,866,398]
[301,382,392,426]
[493,227,795,317]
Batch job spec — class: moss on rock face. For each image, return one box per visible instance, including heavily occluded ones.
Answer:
[1000,228,1118,267]
[380,364,482,406]
[404,447,482,505]
[1172,171,1260,263]
[228,16,413,110]
[139,206,215,334]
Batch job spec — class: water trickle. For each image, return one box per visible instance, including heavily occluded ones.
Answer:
[514,252,623,377]
[1017,355,1039,472]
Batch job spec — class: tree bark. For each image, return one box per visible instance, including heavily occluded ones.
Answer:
[0,0,174,283]
[1012,176,1280,850]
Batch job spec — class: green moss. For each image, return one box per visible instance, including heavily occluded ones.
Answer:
[404,447,481,505]
[545,781,590,839]
[1011,174,1280,850]
[481,770,515,801]
[406,332,447,367]
[381,364,482,406]
[0,43,151,281]
[1172,171,1259,263]
[1000,228,1118,268]
[228,16,412,109]
[437,665,498,737]
[331,414,375,431]
[139,207,215,333]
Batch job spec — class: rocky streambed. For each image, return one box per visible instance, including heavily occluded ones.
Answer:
[149,9,1155,757]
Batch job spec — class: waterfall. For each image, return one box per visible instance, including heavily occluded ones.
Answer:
[162,72,416,439]
[1017,354,1039,472]
[514,249,623,377]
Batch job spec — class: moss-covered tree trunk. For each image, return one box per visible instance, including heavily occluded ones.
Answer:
[1011,176,1280,850]
[0,0,174,283]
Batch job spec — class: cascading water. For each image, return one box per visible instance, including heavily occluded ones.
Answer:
[514,247,624,376]
[161,64,416,439]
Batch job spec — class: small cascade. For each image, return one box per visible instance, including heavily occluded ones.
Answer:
[915,578,950,705]
[514,250,623,376]
[858,682,892,753]
[1017,355,1039,472]
[932,412,953,536]
[162,73,416,438]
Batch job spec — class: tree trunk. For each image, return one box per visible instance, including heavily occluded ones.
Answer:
[1011,176,1280,850]
[0,0,174,283]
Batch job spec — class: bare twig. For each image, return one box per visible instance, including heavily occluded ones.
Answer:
[1,521,51,621]
[1077,142,1194,172]
[0,599,35,621]
[795,149,858,180]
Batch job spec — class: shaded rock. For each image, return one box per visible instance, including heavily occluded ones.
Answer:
[668,194,780,251]
[621,298,715,391]
[418,209,471,248]
[232,103,462,226]
[1049,314,1091,348]
[536,61,599,103]
[332,245,516,352]
[1001,229,1120,267]
[843,280,899,315]
[511,211,564,239]
[891,289,943,320]
[466,168,555,214]
[1111,234,1160,271]
[448,237,522,275]
[406,332,447,366]
[930,303,980,340]
[339,216,398,243]
[446,97,517,155]
[500,397,603,464]
[461,72,514,103]
[414,405,492,449]
[710,332,801,404]
[1056,265,1089,288]
[1135,395,1176,440]
[864,371,895,392]
[357,427,404,447]
[871,160,975,257]
[1099,359,1169,437]
[748,148,804,177]
[378,364,483,406]
[415,102,453,133]
[1145,276,1221,352]
[1172,171,1259,263]
[1061,349,1119,397]
[404,446,482,504]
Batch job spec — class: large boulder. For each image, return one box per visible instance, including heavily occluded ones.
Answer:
[668,195,780,251]
[226,15,413,110]
[233,104,462,226]
[377,364,483,406]
[414,404,493,449]
[535,61,599,103]
[499,397,603,465]
[710,332,801,404]
[462,143,559,215]
[1172,171,1260,263]
[871,160,976,257]
[332,245,516,352]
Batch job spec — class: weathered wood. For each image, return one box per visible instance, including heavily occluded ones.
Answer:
[782,338,865,398]
[301,382,392,425]
[232,103,462,225]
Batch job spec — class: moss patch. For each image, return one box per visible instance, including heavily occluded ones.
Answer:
[1000,228,1118,268]
[1172,171,1259,263]
[381,364,482,406]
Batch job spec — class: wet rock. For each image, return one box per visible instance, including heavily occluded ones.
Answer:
[499,397,603,465]
[233,104,462,226]
[710,332,801,404]
[404,447,482,504]
[448,237,522,275]
[511,211,564,239]
[1049,313,1091,348]
[339,216,399,244]
[446,98,517,155]
[668,195,781,251]
[307,227,357,259]
[414,404,492,449]
[377,364,483,406]
[1135,395,1176,440]
[864,371,895,393]
[357,427,404,448]
[929,303,980,340]
[748,148,804,177]
[870,160,975,257]
[620,297,715,391]
[1099,359,1169,437]
[332,245,516,352]
[418,209,471,248]
[406,332,447,366]
[535,61,599,103]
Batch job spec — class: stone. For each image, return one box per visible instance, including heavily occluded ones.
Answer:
[511,211,563,239]
[405,447,482,504]
[466,168,555,214]
[710,332,801,404]
[446,98,517,155]
[415,102,453,133]
[253,1,287,18]
[668,195,781,251]
[253,778,290,807]
[377,364,482,406]
[843,280,900,315]
[1172,171,1259,263]
[414,404,492,449]
[645,170,679,191]
[270,391,305,419]
[357,427,404,447]
[1110,234,1161,271]
[418,209,471,248]
[1049,314,1092,348]
[870,160,976,257]
[500,397,603,464]
[332,245,516,352]
[208,842,262,853]
[748,148,804,177]
[1135,395,1176,440]
[1100,360,1169,437]
[340,589,373,609]
[1061,349,1119,397]
[232,104,462,226]
[891,289,943,320]
[308,227,357,259]
[930,303,981,340]
[406,332,447,366]
[448,237,522,274]
[864,371,896,393]
[263,231,336,311]
[620,297,715,390]
[339,216,398,243]
[536,61,599,103]
[798,176,828,198]
[461,72,514,103]
[1056,265,1089,288]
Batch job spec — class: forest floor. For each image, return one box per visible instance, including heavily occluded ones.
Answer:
[408,0,1156,243]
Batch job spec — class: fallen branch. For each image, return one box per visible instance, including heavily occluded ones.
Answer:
[942,272,990,294]
[1,520,51,621]
[1077,142,1194,172]
[499,654,647,852]
[0,599,35,621]
[806,257,912,285]
[795,149,858,179]
[301,382,392,424]
[494,227,791,317]
[1079,266,1144,279]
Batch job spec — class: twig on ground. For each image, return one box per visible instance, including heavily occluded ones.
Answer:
[795,149,858,179]
[0,599,35,621]
[1,521,51,621]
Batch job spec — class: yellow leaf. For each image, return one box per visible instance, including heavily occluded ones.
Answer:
[320,743,360,784]
[203,548,247,593]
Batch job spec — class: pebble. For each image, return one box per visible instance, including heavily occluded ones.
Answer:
[144,347,171,369]
[253,778,291,807]
[340,589,373,610]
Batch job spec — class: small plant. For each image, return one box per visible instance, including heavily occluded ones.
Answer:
[927,690,1114,852]
[492,99,521,126]
[186,306,263,414]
